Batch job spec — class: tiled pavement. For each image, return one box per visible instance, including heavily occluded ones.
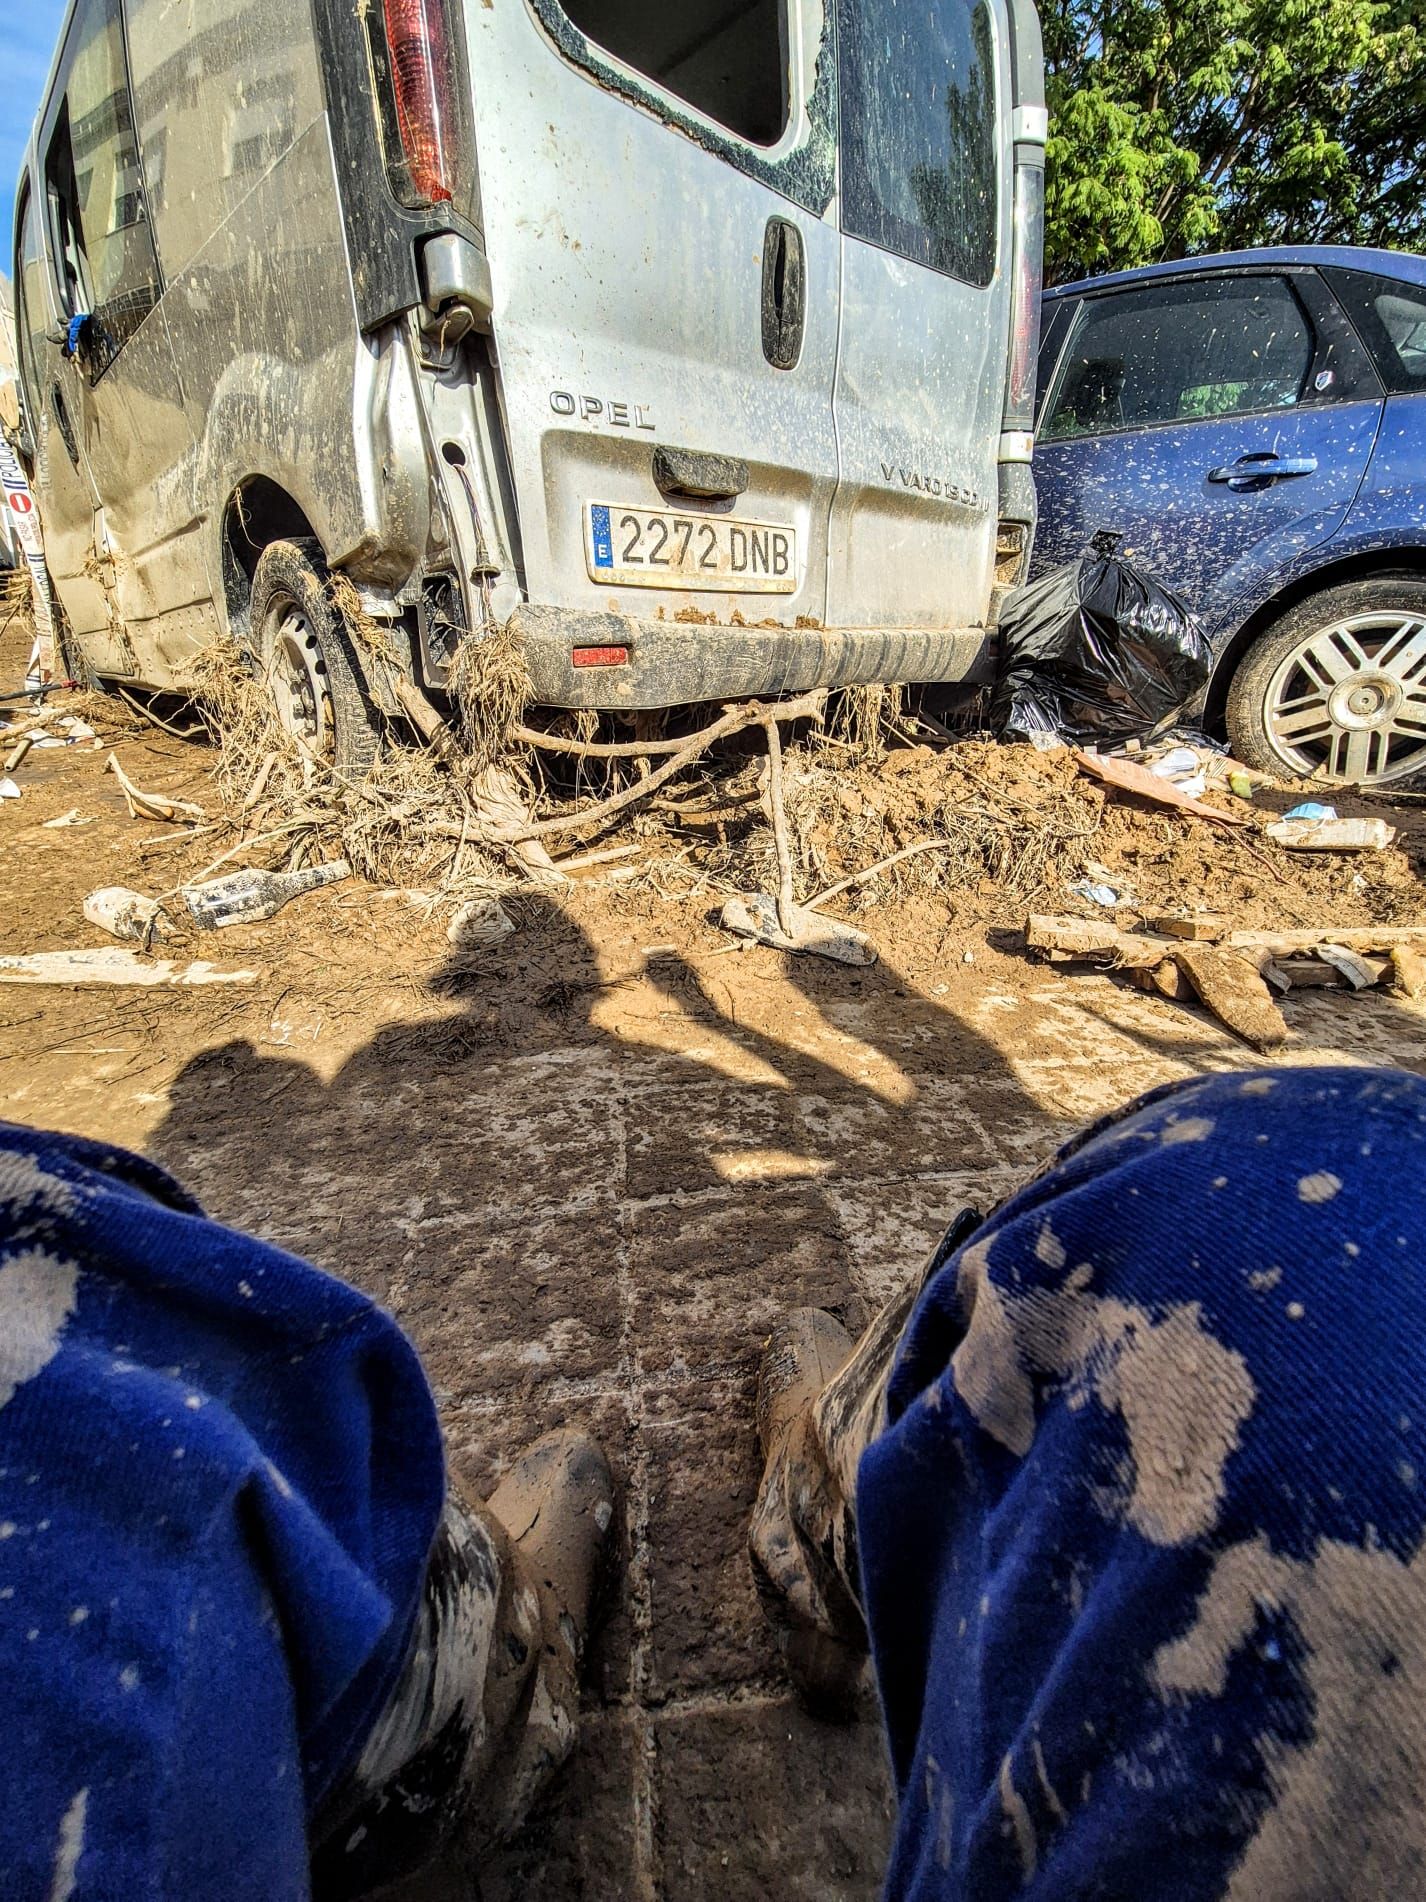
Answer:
[141,946,1426,1899]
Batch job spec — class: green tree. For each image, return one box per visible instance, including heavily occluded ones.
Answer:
[1041,0,1426,281]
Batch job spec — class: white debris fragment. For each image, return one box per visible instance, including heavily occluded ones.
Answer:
[1265,816,1396,853]
[721,893,876,965]
[83,887,172,943]
[0,949,255,987]
[446,896,517,948]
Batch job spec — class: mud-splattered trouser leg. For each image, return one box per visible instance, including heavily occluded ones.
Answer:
[755,1067,1426,1902]
[311,1492,577,1897]
[0,1121,599,1902]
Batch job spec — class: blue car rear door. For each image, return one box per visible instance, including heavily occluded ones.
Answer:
[1032,268,1383,625]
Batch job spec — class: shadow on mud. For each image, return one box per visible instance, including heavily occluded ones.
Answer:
[138,894,1212,1898]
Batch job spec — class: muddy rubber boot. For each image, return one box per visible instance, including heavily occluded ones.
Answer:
[463,1429,618,1851]
[312,1433,615,1898]
[751,1309,869,1722]
[487,1428,616,1678]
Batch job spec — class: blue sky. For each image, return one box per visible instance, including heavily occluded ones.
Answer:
[1,0,68,258]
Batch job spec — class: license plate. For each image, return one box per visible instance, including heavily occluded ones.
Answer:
[585,502,797,593]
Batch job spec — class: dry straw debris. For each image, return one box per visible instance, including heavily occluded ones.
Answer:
[181,620,518,904]
[174,596,1113,923]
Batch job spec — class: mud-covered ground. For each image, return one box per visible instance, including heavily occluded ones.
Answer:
[7,632,1426,1898]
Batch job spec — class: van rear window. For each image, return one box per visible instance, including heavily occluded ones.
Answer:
[838,0,998,287]
[558,0,789,147]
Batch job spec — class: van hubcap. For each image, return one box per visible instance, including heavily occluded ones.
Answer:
[1264,612,1426,784]
[266,603,333,758]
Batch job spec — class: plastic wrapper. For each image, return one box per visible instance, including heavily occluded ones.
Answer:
[991,532,1211,746]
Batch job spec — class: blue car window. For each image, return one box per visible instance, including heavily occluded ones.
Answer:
[1324,269,1426,395]
[1041,275,1313,443]
[1379,295,1426,381]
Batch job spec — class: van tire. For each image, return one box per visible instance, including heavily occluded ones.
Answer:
[250,539,381,775]
[1225,578,1426,788]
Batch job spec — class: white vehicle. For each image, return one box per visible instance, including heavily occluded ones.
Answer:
[13,0,1045,763]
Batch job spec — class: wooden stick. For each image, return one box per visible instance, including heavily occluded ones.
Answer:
[552,842,644,871]
[514,722,697,760]
[503,688,828,843]
[392,676,462,764]
[242,753,280,814]
[807,837,957,912]
[763,714,796,938]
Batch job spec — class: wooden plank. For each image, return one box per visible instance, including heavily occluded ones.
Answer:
[1144,912,1230,942]
[1024,914,1175,965]
[1074,750,1252,826]
[1272,958,1351,990]
[1227,926,1426,954]
[1173,945,1288,1050]
[1151,958,1193,1000]
[1392,945,1426,999]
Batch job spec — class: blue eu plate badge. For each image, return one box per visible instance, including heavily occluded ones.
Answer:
[590,504,614,571]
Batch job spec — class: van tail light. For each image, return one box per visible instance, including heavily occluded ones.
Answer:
[382,0,456,204]
[1003,155,1045,438]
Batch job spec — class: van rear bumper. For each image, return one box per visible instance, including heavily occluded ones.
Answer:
[511,606,993,710]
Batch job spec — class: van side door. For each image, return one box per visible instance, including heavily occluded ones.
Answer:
[467,0,841,634]
[826,0,1011,632]
[40,0,196,674]
[13,174,114,650]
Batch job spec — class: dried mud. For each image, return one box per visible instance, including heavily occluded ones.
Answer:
[7,614,1426,1898]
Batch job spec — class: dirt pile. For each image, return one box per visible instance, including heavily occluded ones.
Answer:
[634,735,1425,939]
[5,576,1424,954]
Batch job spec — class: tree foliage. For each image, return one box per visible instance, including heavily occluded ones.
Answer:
[1041,0,1426,281]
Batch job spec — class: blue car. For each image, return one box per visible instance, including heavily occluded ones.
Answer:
[1033,247,1426,786]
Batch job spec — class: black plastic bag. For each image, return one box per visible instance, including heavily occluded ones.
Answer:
[990,532,1211,747]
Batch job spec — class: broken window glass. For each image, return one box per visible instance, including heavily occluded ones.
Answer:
[1042,277,1313,443]
[43,0,162,378]
[558,0,789,147]
[838,0,998,286]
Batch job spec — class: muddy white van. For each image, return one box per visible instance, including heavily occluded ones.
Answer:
[12,0,1045,765]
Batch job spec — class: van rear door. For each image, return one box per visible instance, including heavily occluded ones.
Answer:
[827,0,1009,632]
[467,1,840,631]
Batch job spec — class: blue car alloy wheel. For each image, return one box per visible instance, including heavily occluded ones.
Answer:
[1225,578,1426,786]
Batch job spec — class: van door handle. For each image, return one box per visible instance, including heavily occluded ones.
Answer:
[761,216,805,371]
[50,384,80,467]
[1207,452,1319,489]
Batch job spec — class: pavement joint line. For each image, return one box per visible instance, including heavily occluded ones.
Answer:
[610,1069,662,1897]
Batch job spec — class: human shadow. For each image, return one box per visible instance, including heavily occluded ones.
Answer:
[144,893,1070,1901]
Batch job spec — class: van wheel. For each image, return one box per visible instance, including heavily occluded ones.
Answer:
[250,539,381,775]
[1225,578,1426,788]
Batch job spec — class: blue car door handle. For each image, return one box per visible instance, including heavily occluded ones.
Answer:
[1207,452,1320,490]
